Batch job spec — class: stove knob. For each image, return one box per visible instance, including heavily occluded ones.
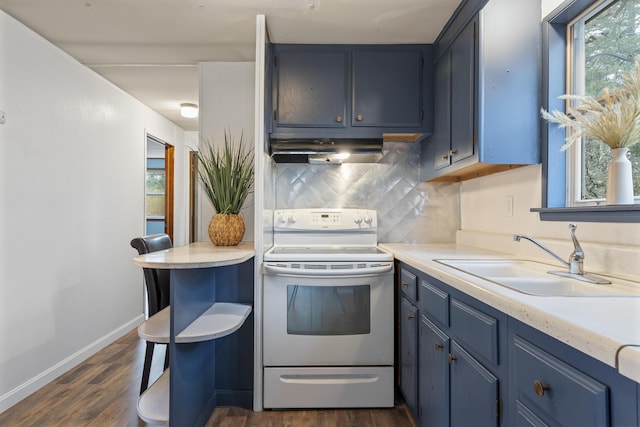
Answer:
[287,213,297,223]
[278,212,288,224]
[364,215,373,225]
[354,215,363,224]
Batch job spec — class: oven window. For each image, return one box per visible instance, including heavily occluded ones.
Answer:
[286,284,371,335]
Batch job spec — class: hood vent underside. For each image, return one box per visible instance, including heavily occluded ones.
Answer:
[270,138,383,164]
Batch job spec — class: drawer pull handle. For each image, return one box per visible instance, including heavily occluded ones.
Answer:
[448,354,457,363]
[407,314,415,320]
[435,342,444,350]
[356,114,364,121]
[336,115,343,123]
[402,282,409,288]
[533,380,551,397]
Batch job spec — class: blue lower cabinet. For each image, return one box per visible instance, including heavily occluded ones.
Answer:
[419,316,449,427]
[400,296,419,419]
[508,320,639,427]
[399,261,640,427]
[449,340,500,427]
[407,263,505,427]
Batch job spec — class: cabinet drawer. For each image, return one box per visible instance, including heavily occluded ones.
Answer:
[419,279,449,327]
[400,268,417,302]
[450,299,498,365]
[513,335,608,427]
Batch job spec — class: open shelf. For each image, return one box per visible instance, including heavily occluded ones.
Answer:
[138,303,251,344]
[176,302,251,343]
[137,369,170,425]
[138,306,170,343]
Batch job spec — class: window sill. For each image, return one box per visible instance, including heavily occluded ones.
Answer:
[531,205,640,223]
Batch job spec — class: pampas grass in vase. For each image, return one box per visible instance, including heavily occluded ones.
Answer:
[541,57,640,204]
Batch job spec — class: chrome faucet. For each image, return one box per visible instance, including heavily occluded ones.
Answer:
[513,223,610,285]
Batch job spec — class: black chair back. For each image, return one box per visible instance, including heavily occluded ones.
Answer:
[130,234,172,316]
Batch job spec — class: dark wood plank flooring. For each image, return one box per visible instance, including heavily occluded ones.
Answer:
[0,329,415,427]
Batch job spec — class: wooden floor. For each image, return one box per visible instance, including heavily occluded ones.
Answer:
[0,329,415,427]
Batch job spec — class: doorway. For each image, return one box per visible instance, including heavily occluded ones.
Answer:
[145,135,174,241]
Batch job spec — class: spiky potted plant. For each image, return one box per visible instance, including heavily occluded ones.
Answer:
[195,131,254,246]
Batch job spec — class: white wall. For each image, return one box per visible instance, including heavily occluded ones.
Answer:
[542,0,564,16]
[0,11,188,411]
[197,62,256,242]
[458,165,640,279]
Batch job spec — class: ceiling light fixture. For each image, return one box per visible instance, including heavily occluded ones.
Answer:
[180,103,198,118]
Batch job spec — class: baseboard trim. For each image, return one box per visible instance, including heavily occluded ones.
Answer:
[0,315,144,413]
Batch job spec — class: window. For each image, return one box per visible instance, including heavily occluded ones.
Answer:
[567,0,640,205]
[146,158,166,234]
[537,0,640,222]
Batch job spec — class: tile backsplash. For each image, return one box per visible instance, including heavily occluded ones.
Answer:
[275,141,459,243]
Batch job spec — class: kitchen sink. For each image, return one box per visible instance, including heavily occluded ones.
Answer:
[434,259,640,297]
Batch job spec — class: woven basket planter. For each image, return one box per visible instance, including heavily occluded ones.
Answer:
[208,213,245,246]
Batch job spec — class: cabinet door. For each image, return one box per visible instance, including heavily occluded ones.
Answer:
[274,50,348,128]
[419,316,449,427]
[352,49,423,128]
[450,341,499,427]
[400,297,419,419]
[432,51,452,170]
[450,18,476,164]
[512,335,609,427]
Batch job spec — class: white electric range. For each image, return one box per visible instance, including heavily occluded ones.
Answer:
[262,208,395,409]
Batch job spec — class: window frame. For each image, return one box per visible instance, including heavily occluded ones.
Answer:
[534,0,640,222]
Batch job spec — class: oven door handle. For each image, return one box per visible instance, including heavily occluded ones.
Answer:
[263,263,393,277]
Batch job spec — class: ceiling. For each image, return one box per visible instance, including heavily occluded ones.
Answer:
[0,0,461,131]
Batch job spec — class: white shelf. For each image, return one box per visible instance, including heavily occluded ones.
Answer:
[138,303,252,344]
[176,302,252,343]
[138,306,170,343]
[137,369,169,425]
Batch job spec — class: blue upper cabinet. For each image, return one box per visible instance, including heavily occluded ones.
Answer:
[421,0,541,182]
[351,48,424,129]
[270,44,433,140]
[274,48,348,128]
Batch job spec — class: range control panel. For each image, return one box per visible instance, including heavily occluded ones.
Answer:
[274,208,377,231]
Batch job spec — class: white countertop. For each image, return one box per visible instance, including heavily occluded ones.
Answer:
[133,241,255,269]
[380,243,640,383]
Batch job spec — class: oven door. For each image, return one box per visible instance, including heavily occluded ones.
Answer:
[263,262,394,366]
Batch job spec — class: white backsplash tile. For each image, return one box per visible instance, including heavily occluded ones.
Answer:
[275,141,460,243]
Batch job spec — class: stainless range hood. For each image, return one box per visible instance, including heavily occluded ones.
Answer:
[270,138,383,164]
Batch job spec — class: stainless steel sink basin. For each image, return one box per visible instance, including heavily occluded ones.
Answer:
[434,259,640,297]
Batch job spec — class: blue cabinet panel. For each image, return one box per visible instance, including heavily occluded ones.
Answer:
[419,316,449,427]
[431,52,452,171]
[513,335,609,427]
[400,267,418,302]
[275,49,348,128]
[449,18,476,165]
[352,49,423,128]
[450,297,499,365]
[509,318,639,427]
[400,297,419,419]
[515,401,550,427]
[450,340,499,427]
[419,278,449,328]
